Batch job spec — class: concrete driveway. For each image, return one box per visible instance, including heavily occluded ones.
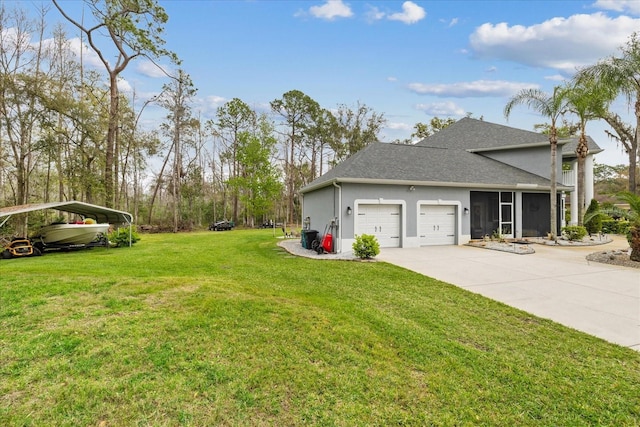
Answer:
[377,236,640,350]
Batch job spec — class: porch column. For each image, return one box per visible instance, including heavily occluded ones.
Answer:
[585,155,594,206]
[570,160,578,226]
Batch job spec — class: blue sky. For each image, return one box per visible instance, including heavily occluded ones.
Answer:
[32,0,640,165]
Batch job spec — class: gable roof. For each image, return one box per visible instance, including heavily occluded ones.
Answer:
[302,142,567,193]
[415,117,553,150]
[416,117,603,157]
[0,201,133,227]
[561,136,603,158]
[301,117,592,193]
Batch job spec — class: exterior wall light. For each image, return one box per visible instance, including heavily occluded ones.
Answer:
[347,206,352,215]
[409,185,416,191]
[464,207,470,215]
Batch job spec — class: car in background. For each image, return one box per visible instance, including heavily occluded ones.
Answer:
[209,220,234,231]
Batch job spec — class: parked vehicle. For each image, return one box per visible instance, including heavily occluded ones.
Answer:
[209,220,234,231]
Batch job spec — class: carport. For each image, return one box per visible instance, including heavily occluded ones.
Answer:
[0,201,134,246]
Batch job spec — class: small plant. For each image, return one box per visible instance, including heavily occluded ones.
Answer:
[562,225,587,241]
[108,226,141,247]
[352,234,380,259]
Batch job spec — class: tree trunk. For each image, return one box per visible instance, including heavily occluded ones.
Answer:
[549,128,558,240]
[632,97,640,195]
[630,227,640,262]
[105,72,119,208]
[576,132,589,226]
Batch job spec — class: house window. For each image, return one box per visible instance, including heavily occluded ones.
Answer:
[500,192,514,237]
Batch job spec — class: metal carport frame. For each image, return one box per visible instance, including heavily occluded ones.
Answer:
[0,201,134,247]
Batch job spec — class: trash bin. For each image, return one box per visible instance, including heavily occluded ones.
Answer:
[302,230,318,249]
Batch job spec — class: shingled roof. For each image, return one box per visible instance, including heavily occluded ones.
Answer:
[301,118,595,193]
[415,117,550,149]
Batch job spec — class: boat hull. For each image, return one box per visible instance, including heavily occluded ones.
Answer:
[36,223,110,245]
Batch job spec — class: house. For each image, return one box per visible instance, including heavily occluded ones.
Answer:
[300,118,602,253]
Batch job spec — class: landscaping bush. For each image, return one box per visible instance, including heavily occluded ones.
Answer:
[352,234,380,259]
[562,225,587,241]
[601,219,630,235]
[108,226,141,247]
[583,199,602,235]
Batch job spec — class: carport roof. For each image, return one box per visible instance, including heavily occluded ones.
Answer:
[0,201,133,225]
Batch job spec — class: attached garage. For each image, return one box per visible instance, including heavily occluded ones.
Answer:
[355,204,401,248]
[419,204,457,245]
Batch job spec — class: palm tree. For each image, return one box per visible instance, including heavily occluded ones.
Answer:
[577,33,640,195]
[565,79,613,225]
[504,87,569,239]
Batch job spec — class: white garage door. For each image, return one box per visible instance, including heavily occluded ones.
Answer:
[419,205,456,245]
[356,204,401,248]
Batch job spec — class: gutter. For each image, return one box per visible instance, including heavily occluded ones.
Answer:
[305,177,570,193]
[333,181,342,253]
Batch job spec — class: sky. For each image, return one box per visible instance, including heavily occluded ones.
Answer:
[24,0,640,166]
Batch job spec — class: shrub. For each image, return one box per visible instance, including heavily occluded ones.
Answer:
[352,234,380,259]
[583,199,602,235]
[601,219,630,235]
[108,226,141,247]
[562,225,587,241]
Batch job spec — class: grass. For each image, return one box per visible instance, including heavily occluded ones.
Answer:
[1,229,639,426]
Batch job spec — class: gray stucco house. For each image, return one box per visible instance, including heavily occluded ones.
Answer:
[300,117,602,253]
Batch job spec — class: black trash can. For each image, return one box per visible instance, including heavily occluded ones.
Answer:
[302,230,318,249]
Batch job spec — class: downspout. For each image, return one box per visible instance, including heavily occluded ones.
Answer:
[333,181,342,253]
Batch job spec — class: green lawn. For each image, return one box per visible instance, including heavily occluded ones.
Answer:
[1,230,639,426]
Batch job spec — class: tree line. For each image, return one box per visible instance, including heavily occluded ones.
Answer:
[1,1,638,237]
[0,2,386,234]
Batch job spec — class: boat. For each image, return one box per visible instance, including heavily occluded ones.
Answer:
[34,221,110,245]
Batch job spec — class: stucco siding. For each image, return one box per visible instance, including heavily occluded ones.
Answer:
[482,146,560,181]
[301,185,337,233]
[340,183,471,247]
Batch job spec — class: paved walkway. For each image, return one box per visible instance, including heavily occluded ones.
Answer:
[377,236,640,351]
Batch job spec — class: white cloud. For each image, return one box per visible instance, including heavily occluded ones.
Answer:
[365,6,385,22]
[469,13,640,74]
[386,121,412,131]
[66,37,103,69]
[407,80,539,97]
[205,95,227,109]
[445,17,459,27]
[387,76,398,82]
[388,1,426,25]
[415,101,466,116]
[544,74,567,81]
[136,60,173,78]
[116,77,132,93]
[309,0,353,21]
[593,0,640,15]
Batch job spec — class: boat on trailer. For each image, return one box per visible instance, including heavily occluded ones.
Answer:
[34,221,110,246]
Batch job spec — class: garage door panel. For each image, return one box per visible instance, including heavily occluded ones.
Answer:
[419,205,456,246]
[356,204,400,248]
